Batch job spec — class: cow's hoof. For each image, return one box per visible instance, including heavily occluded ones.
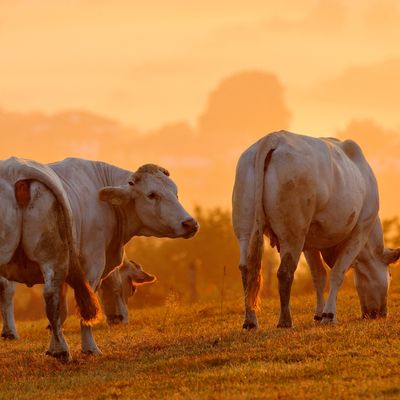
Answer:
[1,332,18,340]
[314,315,323,322]
[81,348,102,356]
[106,315,124,325]
[321,312,336,325]
[242,321,258,330]
[46,350,72,363]
[277,320,293,328]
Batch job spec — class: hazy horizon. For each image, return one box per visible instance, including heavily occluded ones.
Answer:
[1,0,400,217]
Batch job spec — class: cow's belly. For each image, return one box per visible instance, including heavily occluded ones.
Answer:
[0,246,43,287]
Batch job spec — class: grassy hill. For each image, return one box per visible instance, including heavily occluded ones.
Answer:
[2,270,400,399]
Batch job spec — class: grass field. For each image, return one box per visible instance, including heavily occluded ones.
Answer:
[1,272,400,400]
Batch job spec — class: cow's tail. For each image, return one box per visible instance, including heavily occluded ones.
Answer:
[246,133,280,311]
[66,257,101,326]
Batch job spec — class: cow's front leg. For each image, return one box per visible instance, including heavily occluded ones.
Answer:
[304,250,327,322]
[0,278,19,340]
[321,229,370,324]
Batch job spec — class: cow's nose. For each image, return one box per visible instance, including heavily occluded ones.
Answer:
[181,218,198,232]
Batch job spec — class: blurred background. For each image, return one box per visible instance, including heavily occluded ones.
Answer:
[1,0,400,319]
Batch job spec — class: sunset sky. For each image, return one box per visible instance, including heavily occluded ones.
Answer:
[1,0,399,132]
[1,0,400,215]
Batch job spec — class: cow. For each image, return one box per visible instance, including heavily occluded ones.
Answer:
[0,158,101,361]
[0,258,155,339]
[0,157,198,361]
[98,258,156,325]
[232,131,400,330]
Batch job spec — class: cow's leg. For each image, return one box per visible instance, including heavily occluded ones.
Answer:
[22,182,71,362]
[276,243,303,328]
[0,180,21,339]
[42,268,70,361]
[321,228,371,324]
[304,250,327,322]
[59,283,68,326]
[80,322,101,355]
[80,267,102,355]
[0,278,19,340]
[238,239,258,329]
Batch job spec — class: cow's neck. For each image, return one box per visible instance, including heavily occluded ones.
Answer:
[103,202,142,276]
[115,202,143,244]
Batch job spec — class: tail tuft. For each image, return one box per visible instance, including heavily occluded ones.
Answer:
[246,224,264,310]
[67,266,101,326]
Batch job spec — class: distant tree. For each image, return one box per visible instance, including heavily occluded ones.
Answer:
[198,71,291,149]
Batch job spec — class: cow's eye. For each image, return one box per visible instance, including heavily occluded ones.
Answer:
[147,192,158,200]
[128,181,134,186]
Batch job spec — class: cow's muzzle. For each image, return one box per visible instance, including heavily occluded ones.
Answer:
[181,218,199,238]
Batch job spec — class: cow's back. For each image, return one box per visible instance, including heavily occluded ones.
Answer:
[262,132,379,250]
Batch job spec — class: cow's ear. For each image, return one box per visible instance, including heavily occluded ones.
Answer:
[99,186,130,206]
[382,248,400,265]
[129,268,156,285]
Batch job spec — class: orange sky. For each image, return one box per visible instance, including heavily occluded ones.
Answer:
[1,0,400,133]
[1,0,400,217]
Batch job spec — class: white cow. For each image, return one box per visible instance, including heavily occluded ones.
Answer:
[0,157,198,360]
[0,258,155,339]
[232,131,400,330]
[0,158,100,361]
[99,258,156,325]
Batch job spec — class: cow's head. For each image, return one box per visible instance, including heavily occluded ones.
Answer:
[99,164,199,239]
[99,259,156,325]
[353,222,400,318]
[119,259,156,304]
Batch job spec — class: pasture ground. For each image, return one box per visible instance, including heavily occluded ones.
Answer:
[1,274,400,400]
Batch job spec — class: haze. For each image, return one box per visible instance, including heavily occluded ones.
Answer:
[1,0,399,216]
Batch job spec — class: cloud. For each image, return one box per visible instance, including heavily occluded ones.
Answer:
[312,58,400,108]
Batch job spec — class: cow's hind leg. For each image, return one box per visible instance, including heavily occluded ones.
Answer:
[276,244,303,328]
[22,182,71,362]
[0,278,19,340]
[42,266,70,361]
[304,250,327,322]
[238,239,258,330]
[80,274,102,355]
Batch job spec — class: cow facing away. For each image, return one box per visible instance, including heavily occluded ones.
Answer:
[0,259,156,339]
[0,159,101,361]
[232,131,400,330]
[0,158,198,361]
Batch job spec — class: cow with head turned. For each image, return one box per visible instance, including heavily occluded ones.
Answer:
[232,130,400,330]
[0,258,156,339]
[0,157,198,361]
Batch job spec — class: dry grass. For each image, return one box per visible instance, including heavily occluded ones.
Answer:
[2,273,400,400]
